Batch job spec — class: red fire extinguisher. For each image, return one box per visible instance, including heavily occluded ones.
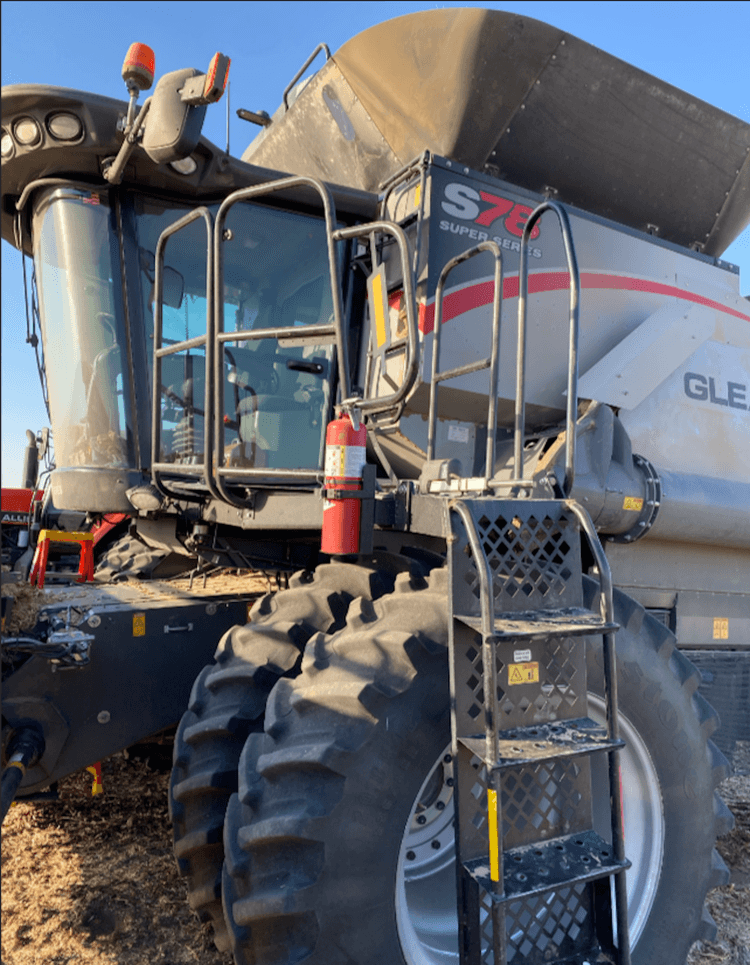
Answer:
[321,411,367,555]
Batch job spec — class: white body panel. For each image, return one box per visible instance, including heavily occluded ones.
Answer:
[384,165,750,485]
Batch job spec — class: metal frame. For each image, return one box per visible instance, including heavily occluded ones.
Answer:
[283,43,331,111]
[423,200,580,497]
[426,241,503,490]
[150,175,420,508]
[151,206,221,502]
[517,202,580,495]
[333,220,419,416]
[448,497,631,965]
[566,500,631,962]
[211,176,345,506]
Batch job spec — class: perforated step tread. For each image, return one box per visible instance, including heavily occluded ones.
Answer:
[465,829,629,903]
[455,608,617,640]
[458,717,624,768]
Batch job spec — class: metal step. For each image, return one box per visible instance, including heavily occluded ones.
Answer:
[455,609,618,641]
[448,496,630,964]
[464,829,630,904]
[458,717,624,769]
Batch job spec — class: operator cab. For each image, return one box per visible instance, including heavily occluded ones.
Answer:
[1,48,376,514]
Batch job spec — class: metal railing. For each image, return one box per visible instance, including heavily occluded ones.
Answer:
[516,201,581,496]
[151,207,221,503]
[424,201,582,496]
[334,220,419,419]
[210,176,345,506]
[426,241,504,491]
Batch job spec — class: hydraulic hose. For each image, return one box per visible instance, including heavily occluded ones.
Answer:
[1,723,45,824]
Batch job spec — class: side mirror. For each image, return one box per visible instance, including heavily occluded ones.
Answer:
[157,266,185,310]
[142,68,208,164]
[142,54,230,165]
[105,50,229,182]
[141,249,184,308]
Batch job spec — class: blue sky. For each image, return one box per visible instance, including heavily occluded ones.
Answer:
[2,0,749,487]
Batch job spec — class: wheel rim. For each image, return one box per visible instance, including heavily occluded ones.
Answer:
[395,700,664,964]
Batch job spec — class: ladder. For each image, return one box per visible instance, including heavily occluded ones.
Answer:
[422,198,631,962]
[448,497,630,965]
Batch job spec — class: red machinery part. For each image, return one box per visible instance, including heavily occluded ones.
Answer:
[320,414,367,555]
[90,512,129,547]
[1,488,43,524]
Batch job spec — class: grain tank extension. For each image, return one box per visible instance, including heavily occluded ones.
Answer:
[1,9,748,965]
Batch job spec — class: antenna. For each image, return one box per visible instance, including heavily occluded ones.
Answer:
[226,79,230,155]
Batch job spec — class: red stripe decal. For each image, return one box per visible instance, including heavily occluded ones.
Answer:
[418,272,750,334]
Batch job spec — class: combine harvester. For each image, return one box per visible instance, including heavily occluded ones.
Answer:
[2,9,748,964]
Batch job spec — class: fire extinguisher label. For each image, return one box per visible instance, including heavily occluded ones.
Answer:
[325,445,366,479]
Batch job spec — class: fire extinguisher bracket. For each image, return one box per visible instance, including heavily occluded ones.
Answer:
[323,489,370,500]
[323,464,376,556]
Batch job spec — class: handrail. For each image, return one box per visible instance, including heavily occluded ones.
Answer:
[332,220,419,416]
[283,43,331,111]
[152,207,221,502]
[564,498,631,963]
[517,201,580,495]
[427,242,503,489]
[211,176,345,506]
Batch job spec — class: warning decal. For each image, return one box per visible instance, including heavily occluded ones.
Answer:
[325,445,366,479]
[713,618,729,640]
[508,662,539,685]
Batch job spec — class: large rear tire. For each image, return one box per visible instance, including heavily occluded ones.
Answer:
[169,556,429,951]
[94,534,178,581]
[221,571,732,965]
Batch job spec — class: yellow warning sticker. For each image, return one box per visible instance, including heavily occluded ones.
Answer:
[623,496,644,512]
[133,613,146,637]
[508,662,539,685]
[414,183,421,207]
[371,268,388,349]
[713,618,729,640]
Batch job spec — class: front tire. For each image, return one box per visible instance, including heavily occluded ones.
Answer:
[169,556,432,951]
[222,571,731,965]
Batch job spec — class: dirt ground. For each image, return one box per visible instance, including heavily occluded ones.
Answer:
[2,744,749,965]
